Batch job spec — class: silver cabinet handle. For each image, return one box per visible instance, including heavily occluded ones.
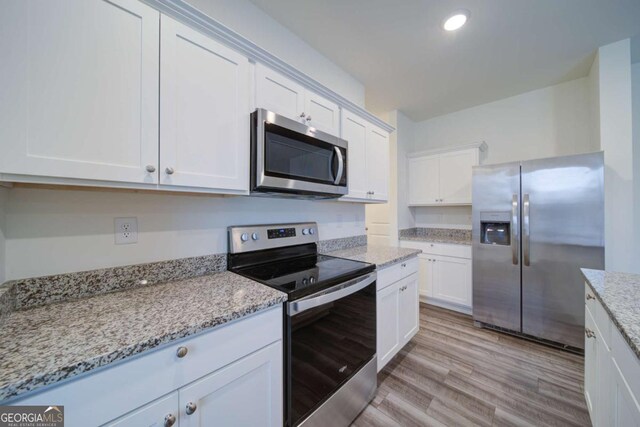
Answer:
[585,328,596,339]
[176,346,188,358]
[166,167,175,175]
[511,194,519,265]
[586,293,595,301]
[523,194,530,266]
[186,402,197,415]
[333,146,344,185]
[306,115,312,121]
[146,165,156,173]
[299,112,306,118]
[164,414,176,427]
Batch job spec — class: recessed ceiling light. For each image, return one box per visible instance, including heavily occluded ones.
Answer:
[443,10,469,31]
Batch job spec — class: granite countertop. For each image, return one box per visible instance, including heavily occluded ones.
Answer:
[326,245,421,269]
[581,269,640,360]
[0,271,286,402]
[398,227,471,246]
[399,235,472,246]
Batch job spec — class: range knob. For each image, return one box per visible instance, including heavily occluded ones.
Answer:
[302,228,309,235]
[302,278,308,285]
[309,276,316,284]
[240,233,249,242]
[252,232,259,241]
[309,228,315,235]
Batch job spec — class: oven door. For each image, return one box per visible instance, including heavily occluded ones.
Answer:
[252,108,348,197]
[285,272,376,426]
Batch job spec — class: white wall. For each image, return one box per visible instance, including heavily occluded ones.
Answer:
[595,39,635,273]
[631,61,640,271]
[405,76,596,229]
[4,188,365,280]
[0,187,7,283]
[186,0,365,107]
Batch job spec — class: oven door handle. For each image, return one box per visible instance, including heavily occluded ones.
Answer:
[288,272,376,316]
[333,146,344,185]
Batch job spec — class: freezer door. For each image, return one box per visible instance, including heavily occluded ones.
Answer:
[472,162,521,331]
[521,152,604,349]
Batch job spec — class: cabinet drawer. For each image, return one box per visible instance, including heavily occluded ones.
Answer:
[377,257,418,291]
[400,240,471,259]
[14,306,283,426]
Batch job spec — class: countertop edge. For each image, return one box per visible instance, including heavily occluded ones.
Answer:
[377,250,422,269]
[0,294,286,403]
[581,268,640,360]
[398,237,472,246]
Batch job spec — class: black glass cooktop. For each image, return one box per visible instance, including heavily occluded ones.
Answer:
[233,254,375,300]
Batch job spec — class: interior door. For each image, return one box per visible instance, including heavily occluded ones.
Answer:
[0,0,160,184]
[472,162,521,331]
[160,15,249,191]
[521,152,604,349]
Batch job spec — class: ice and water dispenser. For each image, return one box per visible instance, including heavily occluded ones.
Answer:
[480,212,511,246]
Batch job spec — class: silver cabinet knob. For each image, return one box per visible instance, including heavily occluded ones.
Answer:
[401,263,407,267]
[306,115,312,121]
[186,402,197,415]
[164,414,176,427]
[585,328,596,339]
[176,346,188,358]
[241,233,249,242]
[166,167,175,175]
[299,112,306,118]
[586,293,595,300]
[146,165,156,173]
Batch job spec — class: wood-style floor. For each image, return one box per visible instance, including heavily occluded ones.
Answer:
[352,304,591,427]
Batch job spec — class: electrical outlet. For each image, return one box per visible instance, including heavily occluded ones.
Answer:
[114,217,138,245]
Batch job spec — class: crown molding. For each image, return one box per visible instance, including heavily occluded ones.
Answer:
[407,141,488,158]
[142,0,394,133]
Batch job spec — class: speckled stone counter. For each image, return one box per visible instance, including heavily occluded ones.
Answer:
[0,271,286,402]
[399,227,471,246]
[581,269,640,360]
[326,245,421,269]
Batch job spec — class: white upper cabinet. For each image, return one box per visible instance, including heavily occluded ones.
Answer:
[160,15,249,192]
[408,143,486,206]
[341,110,390,203]
[255,63,340,136]
[0,0,160,184]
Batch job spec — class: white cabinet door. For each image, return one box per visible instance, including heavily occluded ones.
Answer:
[0,0,160,184]
[611,356,640,426]
[398,273,419,344]
[366,126,390,202]
[418,255,434,298]
[438,149,476,204]
[104,392,179,427]
[432,256,472,308]
[160,16,249,192]
[341,111,368,200]
[179,341,282,427]
[255,63,305,121]
[584,308,598,417]
[377,282,400,372]
[304,91,340,136]
[408,156,440,205]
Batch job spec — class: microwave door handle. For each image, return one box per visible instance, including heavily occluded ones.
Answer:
[333,147,344,185]
[288,272,375,316]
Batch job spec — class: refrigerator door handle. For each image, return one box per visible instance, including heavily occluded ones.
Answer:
[523,193,530,266]
[511,194,519,265]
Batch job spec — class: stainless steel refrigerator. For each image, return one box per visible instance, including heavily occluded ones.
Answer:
[472,151,604,350]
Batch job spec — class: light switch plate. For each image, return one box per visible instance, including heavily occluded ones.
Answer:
[114,217,138,245]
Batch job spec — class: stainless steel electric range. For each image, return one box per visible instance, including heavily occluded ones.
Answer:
[228,222,377,427]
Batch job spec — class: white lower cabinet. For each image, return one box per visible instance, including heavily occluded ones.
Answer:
[14,307,283,427]
[402,241,472,314]
[584,284,640,427]
[376,257,419,372]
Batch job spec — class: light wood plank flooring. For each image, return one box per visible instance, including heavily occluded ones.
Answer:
[352,304,590,427]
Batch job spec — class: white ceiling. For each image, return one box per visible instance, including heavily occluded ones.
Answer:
[247,0,640,121]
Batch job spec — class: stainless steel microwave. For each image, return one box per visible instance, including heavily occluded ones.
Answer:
[250,108,348,198]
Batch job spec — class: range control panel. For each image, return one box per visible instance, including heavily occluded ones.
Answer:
[228,222,318,254]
